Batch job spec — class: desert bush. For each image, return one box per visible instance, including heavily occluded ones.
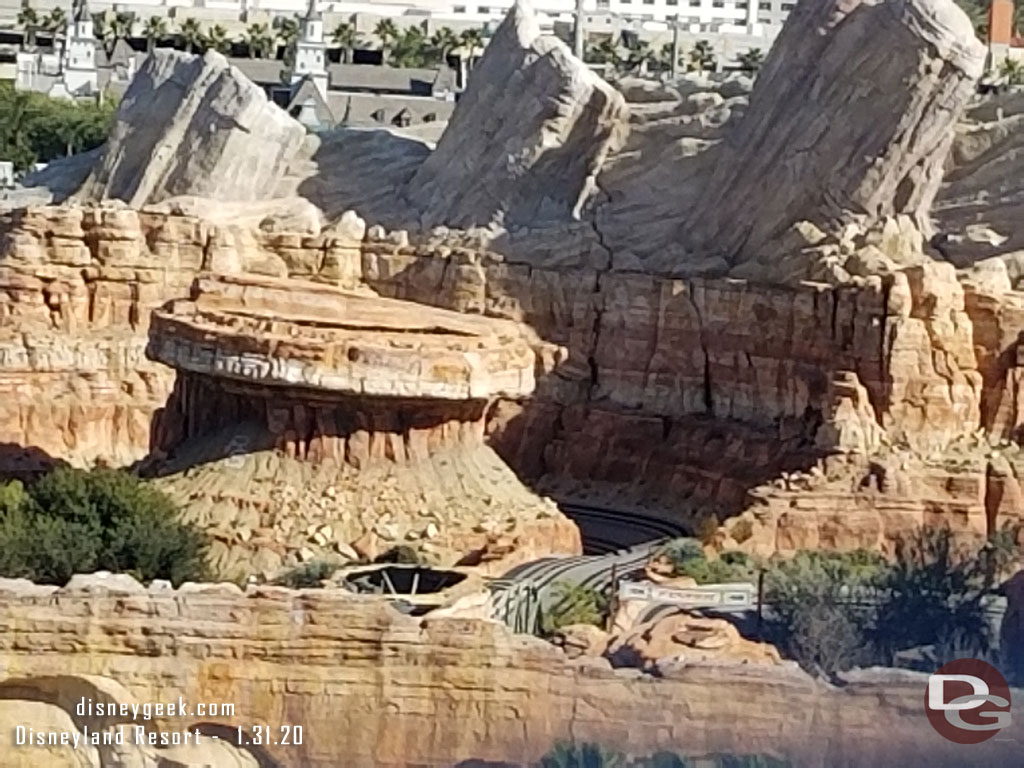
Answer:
[533,744,792,768]
[695,515,719,545]
[763,549,885,675]
[273,559,338,588]
[539,582,610,636]
[871,527,1016,664]
[660,540,756,584]
[0,467,208,585]
[729,519,754,544]
[375,545,421,564]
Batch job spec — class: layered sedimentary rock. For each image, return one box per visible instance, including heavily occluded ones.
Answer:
[0,203,368,472]
[402,0,629,228]
[77,50,306,207]
[144,274,577,577]
[676,0,984,272]
[0,579,1018,768]
[1,201,1017,557]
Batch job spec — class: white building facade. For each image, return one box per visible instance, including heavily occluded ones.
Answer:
[291,0,329,97]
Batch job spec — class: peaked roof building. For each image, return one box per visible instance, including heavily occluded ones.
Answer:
[289,0,329,100]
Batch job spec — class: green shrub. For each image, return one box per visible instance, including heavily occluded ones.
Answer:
[533,745,792,768]
[0,467,208,585]
[659,540,756,585]
[375,545,421,564]
[539,582,610,636]
[871,527,1015,664]
[536,742,625,768]
[763,549,884,675]
[0,83,117,171]
[274,560,338,589]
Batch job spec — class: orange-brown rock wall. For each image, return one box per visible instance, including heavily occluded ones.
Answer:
[0,584,1017,768]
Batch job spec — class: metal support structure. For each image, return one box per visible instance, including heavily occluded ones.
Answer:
[573,0,586,60]
[670,17,680,80]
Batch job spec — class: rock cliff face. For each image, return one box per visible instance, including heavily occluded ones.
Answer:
[2,203,1021,556]
[402,0,629,228]
[77,50,306,207]
[677,0,984,272]
[0,579,1018,768]
[140,274,574,577]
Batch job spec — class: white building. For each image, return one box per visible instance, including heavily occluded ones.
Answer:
[290,0,329,98]
[63,0,99,94]
[42,0,791,37]
[15,0,101,98]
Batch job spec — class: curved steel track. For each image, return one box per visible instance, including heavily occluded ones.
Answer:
[559,502,692,555]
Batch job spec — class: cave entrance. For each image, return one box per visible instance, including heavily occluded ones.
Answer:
[342,565,467,596]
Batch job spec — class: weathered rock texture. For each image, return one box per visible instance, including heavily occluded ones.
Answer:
[0,203,358,474]
[142,274,575,577]
[4,202,1023,558]
[0,581,1019,768]
[149,275,537,401]
[677,0,985,271]
[402,0,629,228]
[78,50,305,207]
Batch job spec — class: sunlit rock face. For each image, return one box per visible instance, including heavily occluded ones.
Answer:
[77,50,306,207]
[401,0,629,229]
[677,0,985,273]
[144,275,578,579]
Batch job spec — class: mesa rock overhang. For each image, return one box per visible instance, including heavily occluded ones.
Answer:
[148,275,537,402]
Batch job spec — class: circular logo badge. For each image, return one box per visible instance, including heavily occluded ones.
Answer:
[925,658,1012,744]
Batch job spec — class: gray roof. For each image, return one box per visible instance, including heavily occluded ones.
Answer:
[326,63,439,93]
[325,91,454,128]
[226,57,286,85]
[286,76,336,127]
[227,56,445,96]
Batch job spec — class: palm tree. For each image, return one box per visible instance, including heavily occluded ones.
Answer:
[429,26,458,65]
[203,23,231,54]
[179,17,203,54]
[276,16,300,47]
[689,38,714,73]
[373,18,398,64]
[44,7,66,48]
[244,22,273,59]
[17,5,39,50]
[105,11,135,56]
[331,21,360,63]
[586,37,621,69]
[392,25,427,67]
[1000,56,1024,86]
[91,11,107,44]
[142,16,168,53]
[459,26,484,62]
[736,47,764,73]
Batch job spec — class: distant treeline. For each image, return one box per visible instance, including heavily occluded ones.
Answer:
[0,83,115,172]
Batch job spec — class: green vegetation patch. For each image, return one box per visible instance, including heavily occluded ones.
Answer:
[0,467,208,585]
[0,83,116,172]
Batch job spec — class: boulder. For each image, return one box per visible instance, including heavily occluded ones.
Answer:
[402,0,629,228]
[78,50,305,207]
[61,572,146,595]
[605,611,781,670]
[679,0,985,268]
